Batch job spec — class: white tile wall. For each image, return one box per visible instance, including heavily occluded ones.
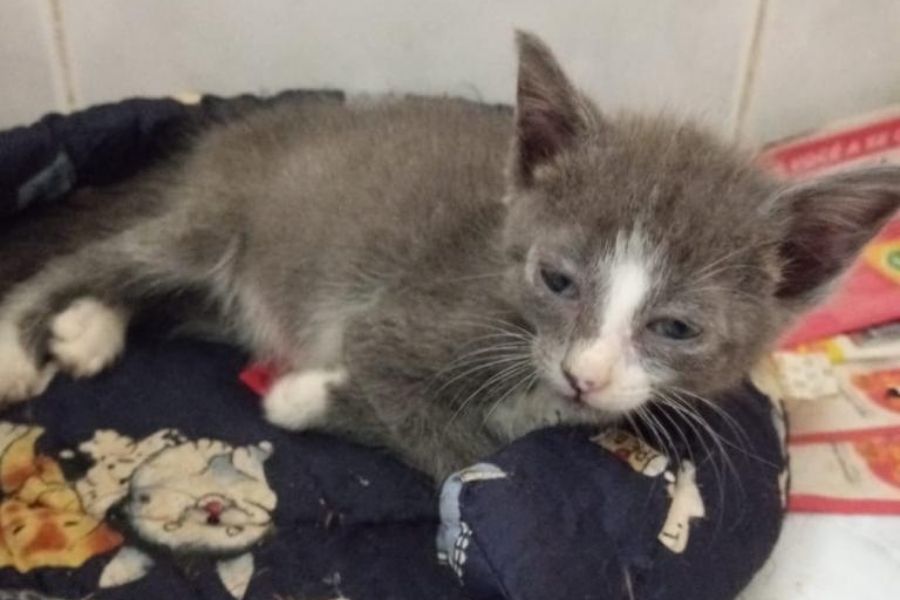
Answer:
[742,0,900,145]
[2,0,758,136]
[4,2,900,144]
[0,0,63,129]
[63,0,758,134]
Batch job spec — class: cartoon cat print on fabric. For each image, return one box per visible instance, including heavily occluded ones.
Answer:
[0,423,277,600]
[593,430,706,553]
[75,428,185,519]
[86,431,278,598]
[123,438,276,554]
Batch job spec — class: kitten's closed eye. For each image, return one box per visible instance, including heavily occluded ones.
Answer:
[539,267,577,298]
[647,318,701,341]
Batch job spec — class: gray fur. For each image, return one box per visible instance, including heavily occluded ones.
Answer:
[3,32,900,480]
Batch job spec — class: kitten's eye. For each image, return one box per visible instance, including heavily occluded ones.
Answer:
[539,268,576,297]
[647,318,701,341]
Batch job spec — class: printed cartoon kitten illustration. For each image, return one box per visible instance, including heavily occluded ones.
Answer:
[122,438,276,554]
[75,430,277,555]
[2,32,900,479]
[77,429,277,598]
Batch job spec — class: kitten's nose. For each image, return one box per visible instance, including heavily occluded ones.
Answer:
[562,367,609,394]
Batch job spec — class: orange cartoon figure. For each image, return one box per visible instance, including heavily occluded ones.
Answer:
[0,423,122,572]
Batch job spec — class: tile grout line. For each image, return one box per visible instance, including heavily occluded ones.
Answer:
[47,0,77,112]
[731,0,770,143]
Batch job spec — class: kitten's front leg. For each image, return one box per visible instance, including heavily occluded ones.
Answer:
[261,367,406,469]
[0,212,232,405]
[262,368,348,430]
[263,366,494,481]
[261,301,503,480]
[0,281,129,404]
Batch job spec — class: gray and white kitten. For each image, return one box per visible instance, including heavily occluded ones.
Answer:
[1,32,899,479]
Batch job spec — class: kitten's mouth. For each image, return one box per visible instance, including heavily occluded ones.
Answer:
[559,370,587,405]
[566,389,584,405]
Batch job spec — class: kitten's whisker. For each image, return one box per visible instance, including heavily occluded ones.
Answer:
[481,369,538,425]
[659,398,733,516]
[449,314,535,339]
[638,406,678,462]
[651,402,694,465]
[685,283,773,307]
[424,318,536,401]
[653,392,730,512]
[427,334,530,379]
[429,270,509,285]
[431,351,531,395]
[444,329,533,349]
[634,406,671,462]
[691,246,753,281]
[653,394,715,464]
[668,388,779,469]
[665,385,751,447]
[445,359,533,428]
[657,391,751,517]
[692,263,773,286]
[657,392,734,463]
[652,399,734,514]
[436,342,531,374]
[623,413,650,449]
[448,365,533,429]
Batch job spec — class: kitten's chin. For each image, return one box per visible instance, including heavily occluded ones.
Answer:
[536,379,632,420]
[536,363,652,416]
[579,389,651,415]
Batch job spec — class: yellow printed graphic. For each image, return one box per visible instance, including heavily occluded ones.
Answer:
[0,424,122,573]
[864,239,900,284]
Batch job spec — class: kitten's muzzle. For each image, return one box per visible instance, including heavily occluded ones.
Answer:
[562,366,609,400]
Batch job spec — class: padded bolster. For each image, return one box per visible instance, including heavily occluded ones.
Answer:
[438,382,786,600]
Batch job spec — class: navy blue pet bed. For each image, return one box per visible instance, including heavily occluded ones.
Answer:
[0,93,786,600]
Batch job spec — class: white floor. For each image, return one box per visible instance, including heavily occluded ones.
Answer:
[741,514,900,599]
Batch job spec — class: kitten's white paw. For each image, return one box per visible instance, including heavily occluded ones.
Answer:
[0,324,55,404]
[263,368,347,430]
[49,298,127,378]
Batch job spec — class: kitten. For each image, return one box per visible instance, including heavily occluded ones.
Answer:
[1,32,899,480]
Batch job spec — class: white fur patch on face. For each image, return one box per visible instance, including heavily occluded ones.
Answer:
[565,232,655,412]
[601,251,651,337]
[263,368,347,430]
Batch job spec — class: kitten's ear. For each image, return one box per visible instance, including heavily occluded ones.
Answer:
[510,31,591,187]
[775,166,900,305]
